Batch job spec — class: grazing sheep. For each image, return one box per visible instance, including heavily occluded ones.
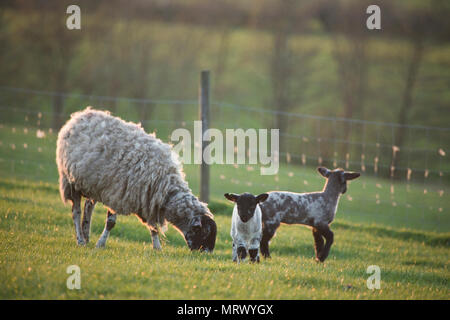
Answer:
[259,167,360,262]
[224,192,269,263]
[56,107,217,252]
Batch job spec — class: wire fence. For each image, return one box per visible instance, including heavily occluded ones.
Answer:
[0,85,448,231]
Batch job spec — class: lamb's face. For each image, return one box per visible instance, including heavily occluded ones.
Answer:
[184,214,217,252]
[224,192,269,222]
[318,167,361,194]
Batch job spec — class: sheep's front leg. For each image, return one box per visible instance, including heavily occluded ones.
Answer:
[249,238,261,263]
[71,192,85,246]
[81,198,96,244]
[315,224,334,262]
[151,230,162,250]
[232,239,247,263]
[96,210,116,248]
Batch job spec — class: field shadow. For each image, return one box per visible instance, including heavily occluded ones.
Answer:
[384,269,448,287]
[0,195,34,205]
[401,259,448,269]
[333,221,450,248]
[93,220,233,255]
[270,241,355,261]
[0,179,58,194]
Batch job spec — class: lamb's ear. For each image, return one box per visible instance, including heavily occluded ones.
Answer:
[344,172,361,180]
[256,193,269,203]
[224,193,239,202]
[317,167,330,178]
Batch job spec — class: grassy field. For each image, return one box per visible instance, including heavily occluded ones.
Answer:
[0,124,449,299]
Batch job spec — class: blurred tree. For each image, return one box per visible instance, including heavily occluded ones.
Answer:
[267,0,316,155]
[390,2,450,177]
[318,0,370,161]
[9,1,84,130]
[213,27,231,102]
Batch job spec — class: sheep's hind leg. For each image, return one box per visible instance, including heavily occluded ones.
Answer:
[312,227,325,262]
[81,198,96,244]
[151,230,162,250]
[96,210,116,248]
[71,192,85,246]
[316,224,334,262]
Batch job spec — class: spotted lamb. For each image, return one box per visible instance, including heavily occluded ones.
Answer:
[259,167,360,262]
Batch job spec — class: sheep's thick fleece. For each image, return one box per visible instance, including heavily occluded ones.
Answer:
[56,107,208,229]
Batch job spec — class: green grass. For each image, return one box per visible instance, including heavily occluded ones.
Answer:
[0,124,449,299]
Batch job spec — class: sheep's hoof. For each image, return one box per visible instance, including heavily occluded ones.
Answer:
[95,242,106,248]
[76,238,86,246]
[315,256,326,263]
[250,257,260,264]
[237,246,247,260]
[82,234,90,244]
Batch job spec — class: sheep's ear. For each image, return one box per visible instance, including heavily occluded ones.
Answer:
[344,172,361,180]
[190,216,202,228]
[317,167,330,178]
[256,193,269,203]
[224,193,239,202]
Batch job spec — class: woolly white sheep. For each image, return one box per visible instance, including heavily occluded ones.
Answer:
[56,107,217,252]
[259,167,360,262]
[224,192,269,263]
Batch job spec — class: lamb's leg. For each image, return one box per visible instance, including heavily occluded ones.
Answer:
[96,210,116,248]
[249,238,260,263]
[233,240,247,263]
[316,224,334,262]
[260,222,279,259]
[232,242,238,262]
[312,227,325,261]
[151,230,162,250]
[81,198,96,244]
[71,192,85,246]
[237,246,247,263]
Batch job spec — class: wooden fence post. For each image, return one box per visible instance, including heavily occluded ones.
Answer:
[199,70,210,203]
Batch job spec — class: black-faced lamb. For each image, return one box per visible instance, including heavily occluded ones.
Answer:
[224,192,269,263]
[56,107,217,252]
[259,167,360,262]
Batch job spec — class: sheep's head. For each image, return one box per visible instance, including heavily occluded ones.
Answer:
[318,167,360,194]
[184,213,217,253]
[224,192,269,222]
